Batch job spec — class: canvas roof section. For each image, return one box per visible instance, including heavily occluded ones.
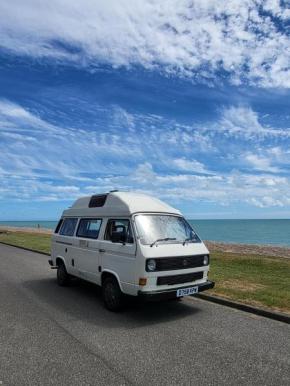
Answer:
[62,191,181,217]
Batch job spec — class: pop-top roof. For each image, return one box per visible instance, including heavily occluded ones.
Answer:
[62,191,181,217]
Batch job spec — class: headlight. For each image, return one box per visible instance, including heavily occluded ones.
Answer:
[203,255,209,266]
[147,259,156,271]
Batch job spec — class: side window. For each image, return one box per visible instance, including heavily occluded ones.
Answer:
[105,219,134,243]
[59,218,78,236]
[55,219,63,234]
[77,219,102,239]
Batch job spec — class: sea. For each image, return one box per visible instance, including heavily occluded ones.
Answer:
[0,219,290,247]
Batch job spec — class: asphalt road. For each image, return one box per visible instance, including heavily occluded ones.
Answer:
[0,244,290,386]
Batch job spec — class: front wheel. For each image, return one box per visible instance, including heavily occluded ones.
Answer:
[57,261,71,287]
[102,276,124,312]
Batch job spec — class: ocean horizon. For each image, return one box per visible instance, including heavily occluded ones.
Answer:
[1,219,290,247]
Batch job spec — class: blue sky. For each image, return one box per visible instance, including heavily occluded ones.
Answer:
[0,0,290,220]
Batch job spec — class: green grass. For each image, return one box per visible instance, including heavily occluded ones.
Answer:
[209,251,290,315]
[1,231,290,314]
[0,231,51,253]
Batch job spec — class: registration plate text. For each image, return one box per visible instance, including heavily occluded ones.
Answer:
[176,286,198,297]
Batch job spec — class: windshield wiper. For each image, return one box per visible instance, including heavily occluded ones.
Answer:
[150,238,176,247]
[183,237,197,245]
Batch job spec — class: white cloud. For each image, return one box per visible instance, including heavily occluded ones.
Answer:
[0,99,217,184]
[1,132,38,142]
[173,158,210,174]
[218,106,290,139]
[263,0,290,19]
[0,0,290,87]
[246,198,265,208]
[35,196,60,202]
[0,100,33,119]
[262,196,283,207]
[1,99,290,209]
[267,146,290,165]
[244,153,283,173]
[247,196,284,208]
[133,163,157,185]
[76,164,290,209]
[48,186,80,193]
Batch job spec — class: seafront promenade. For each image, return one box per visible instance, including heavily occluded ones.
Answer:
[1,225,290,259]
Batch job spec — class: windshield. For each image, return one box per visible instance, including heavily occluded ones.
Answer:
[134,214,201,245]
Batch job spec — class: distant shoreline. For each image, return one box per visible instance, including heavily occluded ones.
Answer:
[1,225,290,259]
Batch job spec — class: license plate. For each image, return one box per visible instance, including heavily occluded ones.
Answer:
[176,286,198,297]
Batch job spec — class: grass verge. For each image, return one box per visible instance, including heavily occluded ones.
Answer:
[0,231,51,253]
[210,251,290,315]
[1,231,290,315]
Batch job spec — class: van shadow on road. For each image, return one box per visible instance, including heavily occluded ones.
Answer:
[23,276,202,329]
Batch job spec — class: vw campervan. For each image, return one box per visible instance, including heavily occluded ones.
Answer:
[49,191,214,311]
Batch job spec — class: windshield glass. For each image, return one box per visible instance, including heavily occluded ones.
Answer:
[135,215,201,245]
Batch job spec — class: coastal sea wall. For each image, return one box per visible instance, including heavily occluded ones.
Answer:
[1,226,290,259]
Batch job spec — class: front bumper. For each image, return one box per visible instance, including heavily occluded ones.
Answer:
[138,280,215,301]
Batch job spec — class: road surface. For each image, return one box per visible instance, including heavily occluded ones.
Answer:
[0,243,289,386]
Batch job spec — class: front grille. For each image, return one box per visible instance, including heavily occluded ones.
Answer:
[146,254,207,272]
[157,271,204,286]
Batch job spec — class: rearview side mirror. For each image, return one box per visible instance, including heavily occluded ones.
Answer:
[112,232,122,243]
[124,235,133,244]
[111,232,133,244]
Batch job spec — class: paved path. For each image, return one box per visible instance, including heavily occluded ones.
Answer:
[0,244,289,386]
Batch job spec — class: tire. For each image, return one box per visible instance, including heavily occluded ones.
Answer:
[57,261,71,287]
[102,276,124,312]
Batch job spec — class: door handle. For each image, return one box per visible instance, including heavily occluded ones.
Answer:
[99,249,105,253]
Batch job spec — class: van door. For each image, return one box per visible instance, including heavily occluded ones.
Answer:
[55,217,78,276]
[99,219,136,295]
[72,218,102,284]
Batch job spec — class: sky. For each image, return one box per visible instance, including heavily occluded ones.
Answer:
[0,0,290,220]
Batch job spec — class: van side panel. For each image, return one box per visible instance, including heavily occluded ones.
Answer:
[71,238,101,284]
[51,234,79,276]
[99,240,136,295]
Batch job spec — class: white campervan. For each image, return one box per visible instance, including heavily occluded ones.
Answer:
[49,191,214,311]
